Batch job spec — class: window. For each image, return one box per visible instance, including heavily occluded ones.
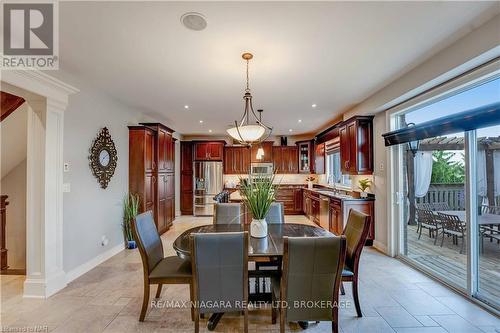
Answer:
[326,151,352,187]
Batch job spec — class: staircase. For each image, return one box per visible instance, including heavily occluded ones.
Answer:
[1,91,25,123]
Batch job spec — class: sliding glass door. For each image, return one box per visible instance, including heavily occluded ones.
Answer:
[391,75,500,311]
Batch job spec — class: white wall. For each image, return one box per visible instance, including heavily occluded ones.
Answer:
[342,13,500,254]
[49,70,157,275]
[1,160,27,270]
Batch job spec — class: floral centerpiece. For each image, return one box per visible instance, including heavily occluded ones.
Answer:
[305,176,315,189]
[358,178,372,198]
[239,173,277,238]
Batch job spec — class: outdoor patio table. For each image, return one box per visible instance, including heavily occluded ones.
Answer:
[436,211,500,225]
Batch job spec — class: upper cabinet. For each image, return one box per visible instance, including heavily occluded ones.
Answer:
[272,146,298,174]
[314,142,325,174]
[251,141,273,163]
[194,141,224,161]
[224,146,251,174]
[339,116,373,175]
[296,140,314,174]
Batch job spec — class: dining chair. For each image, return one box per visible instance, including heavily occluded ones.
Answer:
[417,209,441,243]
[340,209,371,317]
[266,202,284,224]
[213,203,242,224]
[437,212,466,254]
[190,231,249,333]
[272,235,346,333]
[132,211,193,322]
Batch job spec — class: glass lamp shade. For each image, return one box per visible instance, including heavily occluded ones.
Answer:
[227,124,265,143]
[256,147,264,160]
[408,139,420,155]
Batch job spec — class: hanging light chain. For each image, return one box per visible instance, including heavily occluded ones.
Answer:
[245,59,250,93]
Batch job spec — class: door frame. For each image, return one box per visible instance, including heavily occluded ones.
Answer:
[2,70,78,298]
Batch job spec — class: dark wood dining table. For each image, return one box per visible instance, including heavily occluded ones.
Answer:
[172,223,335,330]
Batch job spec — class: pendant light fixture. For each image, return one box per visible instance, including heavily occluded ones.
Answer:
[227,52,272,145]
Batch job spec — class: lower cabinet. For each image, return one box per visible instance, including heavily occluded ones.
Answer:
[302,189,320,225]
[275,186,303,215]
[329,199,343,235]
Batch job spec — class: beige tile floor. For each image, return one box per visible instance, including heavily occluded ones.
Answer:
[1,215,499,332]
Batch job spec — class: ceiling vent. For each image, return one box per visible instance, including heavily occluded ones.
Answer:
[181,12,207,31]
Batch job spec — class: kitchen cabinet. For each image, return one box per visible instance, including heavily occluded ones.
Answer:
[314,142,325,174]
[329,198,342,235]
[275,185,303,214]
[251,141,273,163]
[129,123,175,234]
[272,146,298,174]
[339,116,373,175]
[296,140,314,174]
[194,141,224,161]
[224,146,250,174]
[303,189,320,225]
[180,142,193,215]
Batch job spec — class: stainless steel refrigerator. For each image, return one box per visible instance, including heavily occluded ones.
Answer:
[193,161,223,216]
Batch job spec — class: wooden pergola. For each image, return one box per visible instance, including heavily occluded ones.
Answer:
[407,136,500,224]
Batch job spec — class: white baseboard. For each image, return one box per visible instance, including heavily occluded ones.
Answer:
[373,240,388,255]
[65,243,125,284]
[23,269,67,298]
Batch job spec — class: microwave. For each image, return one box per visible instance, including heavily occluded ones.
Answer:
[250,163,274,176]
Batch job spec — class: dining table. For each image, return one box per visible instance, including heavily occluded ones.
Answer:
[436,211,500,225]
[172,222,335,330]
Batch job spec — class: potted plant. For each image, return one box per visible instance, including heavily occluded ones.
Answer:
[123,193,140,249]
[305,176,315,189]
[239,174,277,238]
[358,178,372,198]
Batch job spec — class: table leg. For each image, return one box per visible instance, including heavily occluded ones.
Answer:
[207,312,224,331]
[298,321,309,329]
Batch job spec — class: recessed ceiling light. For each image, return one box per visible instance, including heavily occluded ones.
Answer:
[184,105,189,109]
[298,119,302,123]
[289,129,293,132]
[181,12,207,31]
[311,104,317,108]
[199,120,203,123]
[208,129,212,133]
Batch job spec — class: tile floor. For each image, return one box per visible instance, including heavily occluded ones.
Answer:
[1,215,498,332]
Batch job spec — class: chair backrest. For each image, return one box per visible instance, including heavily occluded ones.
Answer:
[213,203,242,224]
[265,202,284,224]
[437,212,464,233]
[191,231,248,314]
[342,209,371,274]
[281,235,346,322]
[417,209,438,226]
[132,211,164,274]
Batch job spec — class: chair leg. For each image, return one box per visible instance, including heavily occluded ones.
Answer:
[189,283,194,321]
[340,282,345,295]
[271,291,277,324]
[418,226,423,240]
[433,230,439,245]
[139,283,150,322]
[194,309,199,333]
[352,278,362,318]
[460,237,465,254]
[332,306,339,333]
[440,231,445,247]
[279,304,285,333]
[155,284,163,299]
[244,307,248,333]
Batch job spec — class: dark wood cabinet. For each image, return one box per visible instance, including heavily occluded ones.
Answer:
[296,140,314,174]
[194,142,224,161]
[129,123,175,235]
[275,186,303,215]
[251,141,273,163]
[180,142,193,215]
[1,195,8,270]
[329,199,342,235]
[343,200,375,241]
[272,146,298,174]
[314,142,325,174]
[224,146,250,174]
[339,116,373,175]
[302,189,319,225]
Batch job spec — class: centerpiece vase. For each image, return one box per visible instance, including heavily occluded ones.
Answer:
[250,218,268,238]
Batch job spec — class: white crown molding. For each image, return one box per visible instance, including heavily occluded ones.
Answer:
[1,69,79,105]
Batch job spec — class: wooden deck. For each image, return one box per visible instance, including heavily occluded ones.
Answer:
[405,224,500,305]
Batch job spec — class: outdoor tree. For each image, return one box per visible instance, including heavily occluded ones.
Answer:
[431,151,465,184]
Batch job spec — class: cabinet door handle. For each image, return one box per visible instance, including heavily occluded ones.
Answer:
[152,161,156,170]
[152,176,156,184]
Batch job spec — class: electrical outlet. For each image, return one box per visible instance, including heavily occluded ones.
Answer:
[101,235,109,246]
[63,162,70,172]
[379,163,384,171]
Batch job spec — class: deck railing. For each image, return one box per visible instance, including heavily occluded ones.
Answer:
[416,184,466,211]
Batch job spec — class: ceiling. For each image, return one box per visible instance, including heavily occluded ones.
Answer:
[57,2,498,136]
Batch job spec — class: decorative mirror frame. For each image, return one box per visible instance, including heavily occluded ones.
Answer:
[89,127,118,189]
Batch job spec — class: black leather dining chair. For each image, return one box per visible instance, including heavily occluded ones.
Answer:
[190,231,249,333]
[272,235,346,333]
[132,211,193,322]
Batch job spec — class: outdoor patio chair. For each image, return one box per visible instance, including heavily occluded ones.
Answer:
[416,209,441,244]
[437,212,466,254]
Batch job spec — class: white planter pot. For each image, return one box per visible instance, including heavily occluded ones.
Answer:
[307,181,313,190]
[360,192,368,198]
[250,218,268,238]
